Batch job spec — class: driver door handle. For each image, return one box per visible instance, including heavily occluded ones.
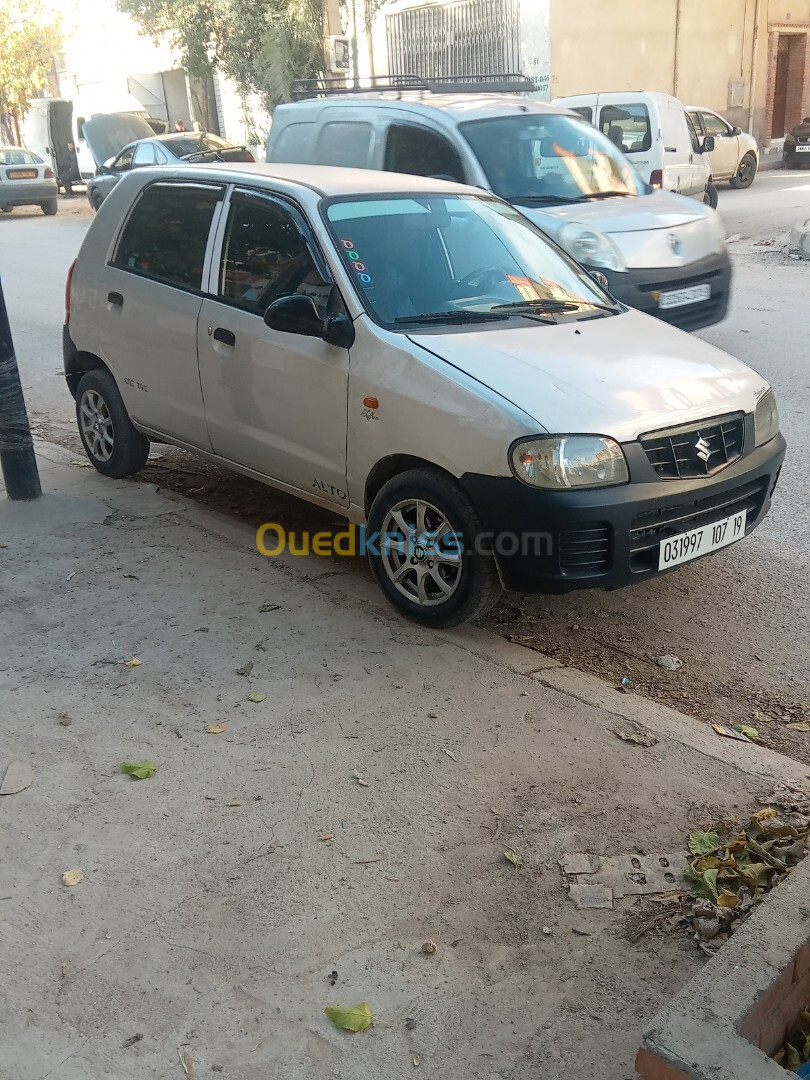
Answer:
[107,291,123,307]
[213,327,236,346]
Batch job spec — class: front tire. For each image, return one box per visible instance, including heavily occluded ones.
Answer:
[367,468,502,628]
[729,153,757,189]
[704,182,718,209]
[0,206,12,214]
[41,199,58,216]
[90,190,103,212]
[76,369,150,478]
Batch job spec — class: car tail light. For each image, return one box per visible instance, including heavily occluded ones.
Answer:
[649,169,663,189]
[44,167,55,179]
[65,258,77,325]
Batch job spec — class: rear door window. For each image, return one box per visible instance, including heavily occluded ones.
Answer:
[112,182,222,291]
[315,121,373,167]
[384,124,465,181]
[598,104,651,154]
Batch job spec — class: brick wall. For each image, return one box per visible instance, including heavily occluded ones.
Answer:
[784,33,810,132]
[764,31,779,141]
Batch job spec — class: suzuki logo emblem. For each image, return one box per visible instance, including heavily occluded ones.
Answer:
[668,233,683,256]
[695,436,712,463]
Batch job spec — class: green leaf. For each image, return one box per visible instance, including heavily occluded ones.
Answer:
[118,760,157,780]
[247,692,267,704]
[734,724,761,741]
[503,848,524,868]
[683,865,719,900]
[324,1002,373,1032]
[784,1043,802,1070]
[738,862,772,889]
[688,830,720,856]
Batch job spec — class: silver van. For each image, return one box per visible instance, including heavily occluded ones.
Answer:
[267,81,731,331]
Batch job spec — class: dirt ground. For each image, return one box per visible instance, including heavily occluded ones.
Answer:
[2,445,807,1079]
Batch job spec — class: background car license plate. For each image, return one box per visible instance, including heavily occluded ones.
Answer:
[796,145,810,153]
[658,510,747,570]
[8,169,37,179]
[658,283,712,310]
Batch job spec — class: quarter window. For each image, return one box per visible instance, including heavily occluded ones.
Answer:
[218,192,332,316]
[384,124,465,181]
[132,142,157,166]
[570,106,593,124]
[315,121,373,168]
[598,104,651,154]
[113,183,222,291]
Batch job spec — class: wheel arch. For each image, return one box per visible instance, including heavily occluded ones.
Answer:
[65,350,113,399]
[364,454,464,514]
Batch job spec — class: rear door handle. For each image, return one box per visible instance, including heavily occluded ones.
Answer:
[107,291,123,307]
[213,327,236,346]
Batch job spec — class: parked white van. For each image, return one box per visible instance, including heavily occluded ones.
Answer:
[554,90,716,205]
[63,164,784,627]
[267,81,730,331]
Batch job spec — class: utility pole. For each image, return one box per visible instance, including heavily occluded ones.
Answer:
[0,275,42,500]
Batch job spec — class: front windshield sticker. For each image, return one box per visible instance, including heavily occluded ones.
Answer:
[506,275,541,302]
[340,238,373,284]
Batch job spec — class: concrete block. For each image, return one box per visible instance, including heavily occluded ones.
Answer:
[788,216,810,258]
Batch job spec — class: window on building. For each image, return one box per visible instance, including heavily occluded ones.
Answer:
[384,124,465,181]
[218,192,331,317]
[314,121,373,168]
[113,183,222,291]
[598,104,651,154]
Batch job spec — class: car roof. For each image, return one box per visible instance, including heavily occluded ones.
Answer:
[281,93,571,122]
[0,145,30,153]
[126,161,481,197]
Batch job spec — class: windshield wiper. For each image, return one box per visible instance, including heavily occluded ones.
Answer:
[575,190,635,200]
[507,194,576,205]
[493,299,619,316]
[394,310,510,325]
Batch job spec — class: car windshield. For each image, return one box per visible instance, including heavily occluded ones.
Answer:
[460,114,647,203]
[324,194,618,328]
[166,134,232,157]
[0,148,42,165]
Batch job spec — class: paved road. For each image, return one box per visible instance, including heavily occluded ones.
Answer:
[1,177,808,749]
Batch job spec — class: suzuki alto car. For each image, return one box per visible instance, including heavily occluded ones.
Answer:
[63,164,785,627]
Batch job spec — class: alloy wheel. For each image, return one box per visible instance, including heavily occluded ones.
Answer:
[79,389,114,463]
[379,498,464,607]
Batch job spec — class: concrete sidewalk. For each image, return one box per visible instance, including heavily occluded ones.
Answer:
[1,442,807,1080]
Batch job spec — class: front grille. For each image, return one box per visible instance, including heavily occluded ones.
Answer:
[559,524,610,577]
[640,414,745,479]
[629,476,768,572]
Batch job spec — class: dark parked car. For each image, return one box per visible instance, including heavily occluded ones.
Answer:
[86,133,254,209]
[784,117,810,168]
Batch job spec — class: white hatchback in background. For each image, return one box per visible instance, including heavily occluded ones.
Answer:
[63,164,785,627]
[0,147,58,215]
[686,107,759,188]
[554,90,716,203]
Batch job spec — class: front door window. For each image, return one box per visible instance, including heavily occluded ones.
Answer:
[384,124,465,182]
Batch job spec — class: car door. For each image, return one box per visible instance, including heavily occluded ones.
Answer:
[98,179,225,449]
[197,188,350,500]
[95,145,135,199]
[683,111,710,196]
[698,110,738,180]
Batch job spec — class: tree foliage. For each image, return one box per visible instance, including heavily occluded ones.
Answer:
[116,0,327,111]
[0,0,62,140]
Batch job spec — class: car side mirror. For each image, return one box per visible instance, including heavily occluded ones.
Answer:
[702,136,715,153]
[731,126,742,136]
[264,294,355,349]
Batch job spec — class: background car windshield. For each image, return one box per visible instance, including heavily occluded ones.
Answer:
[325,194,612,326]
[167,134,232,157]
[460,114,646,202]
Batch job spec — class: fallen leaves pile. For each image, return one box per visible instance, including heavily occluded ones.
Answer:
[684,795,809,956]
[773,1008,810,1073]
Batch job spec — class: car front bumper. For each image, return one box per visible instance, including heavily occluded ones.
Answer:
[594,251,731,331]
[461,431,785,595]
[0,181,58,206]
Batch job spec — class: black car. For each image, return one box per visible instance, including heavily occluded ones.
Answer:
[784,117,810,168]
[86,133,254,209]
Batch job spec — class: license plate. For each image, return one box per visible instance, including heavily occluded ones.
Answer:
[7,168,37,179]
[658,283,712,310]
[796,145,810,153]
[658,510,747,571]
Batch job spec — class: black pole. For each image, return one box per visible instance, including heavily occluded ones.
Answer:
[0,274,42,500]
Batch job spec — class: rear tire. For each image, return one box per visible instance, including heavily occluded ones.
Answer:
[367,468,503,628]
[704,182,718,209]
[75,369,150,478]
[0,206,12,214]
[729,153,757,189]
[41,199,58,216]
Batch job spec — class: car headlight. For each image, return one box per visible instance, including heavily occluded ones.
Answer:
[510,435,629,490]
[754,389,779,446]
[559,224,627,272]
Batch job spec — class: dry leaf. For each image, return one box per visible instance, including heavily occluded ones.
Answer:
[61,869,83,887]
[413,1055,421,1067]
[0,761,34,795]
[125,657,142,668]
[357,778,369,787]
[236,660,254,677]
[751,807,778,821]
[178,1048,193,1077]
[786,722,810,732]
[504,848,524,868]
[205,723,226,734]
[716,889,739,908]
[247,692,267,704]
[421,940,438,954]
[441,748,457,761]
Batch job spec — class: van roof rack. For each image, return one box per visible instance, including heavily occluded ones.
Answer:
[291,73,536,100]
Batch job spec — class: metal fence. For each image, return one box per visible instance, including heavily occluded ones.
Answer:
[385,0,522,80]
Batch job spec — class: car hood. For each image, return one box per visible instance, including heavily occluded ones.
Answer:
[514,189,709,235]
[408,309,767,442]
[788,122,810,139]
[81,112,155,167]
